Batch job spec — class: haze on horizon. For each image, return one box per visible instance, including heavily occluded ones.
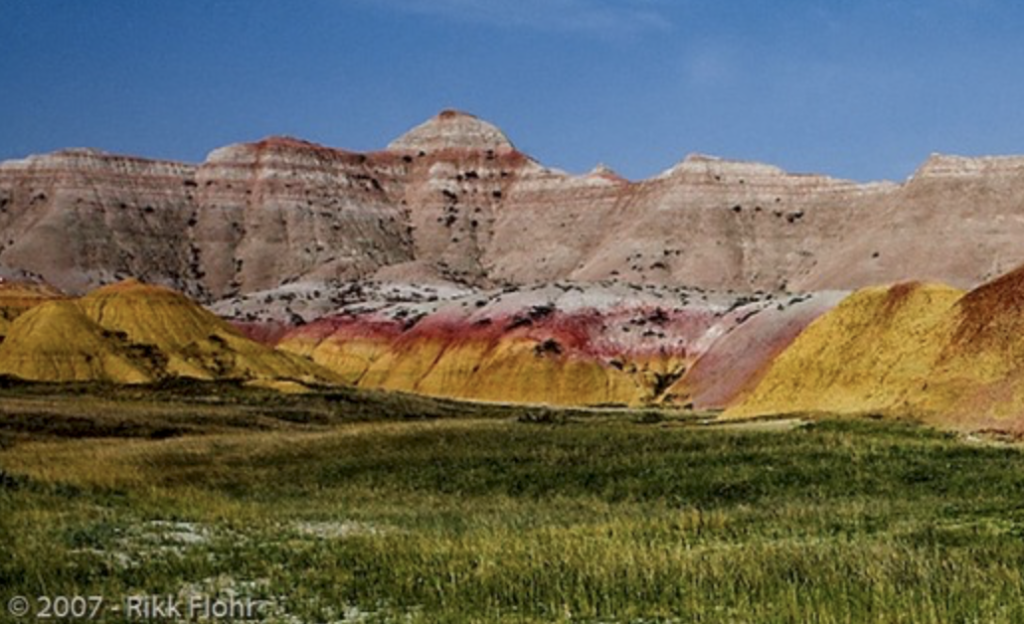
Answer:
[2,0,1023,183]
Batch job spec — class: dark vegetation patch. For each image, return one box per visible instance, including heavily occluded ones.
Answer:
[0,379,643,442]
[533,338,563,357]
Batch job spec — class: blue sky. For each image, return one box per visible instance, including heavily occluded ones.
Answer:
[2,0,1023,182]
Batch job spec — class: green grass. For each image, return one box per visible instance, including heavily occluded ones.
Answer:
[2,384,1024,622]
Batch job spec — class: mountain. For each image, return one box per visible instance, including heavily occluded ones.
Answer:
[4,111,1024,302]
[10,110,1024,422]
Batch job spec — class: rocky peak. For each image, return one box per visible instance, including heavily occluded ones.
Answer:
[657,153,789,180]
[204,136,354,166]
[910,153,1024,181]
[387,110,515,154]
[0,147,194,177]
[586,163,629,184]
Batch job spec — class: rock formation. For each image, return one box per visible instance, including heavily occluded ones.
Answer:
[662,291,848,410]
[0,279,64,339]
[725,266,1024,434]
[276,283,839,407]
[5,110,1024,301]
[724,283,964,420]
[0,279,338,385]
[0,149,197,295]
[8,110,1024,422]
[0,300,158,383]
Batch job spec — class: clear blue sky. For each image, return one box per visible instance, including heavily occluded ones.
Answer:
[2,0,1023,182]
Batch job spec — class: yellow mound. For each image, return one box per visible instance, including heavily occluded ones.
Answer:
[448,340,644,406]
[302,334,646,407]
[0,281,63,339]
[917,267,1024,427]
[724,283,964,419]
[356,336,451,392]
[302,336,399,385]
[414,339,644,406]
[78,279,336,383]
[80,279,236,353]
[0,300,155,383]
[0,279,338,386]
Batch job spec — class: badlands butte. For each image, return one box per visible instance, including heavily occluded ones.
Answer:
[4,109,1024,432]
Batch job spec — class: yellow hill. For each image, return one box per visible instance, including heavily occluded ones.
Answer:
[0,279,338,386]
[940,265,1024,383]
[408,338,644,406]
[724,283,965,419]
[0,300,155,383]
[77,279,336,383]
[316,337,397,384]
[285,329,649,407]
[80,279,239,353]
[447,339,644,406]
[921,266,1024,429]
[0,281,63,339]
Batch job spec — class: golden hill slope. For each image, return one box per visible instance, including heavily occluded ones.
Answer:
[0,279,337,385]
[726,267,1024,433]
[923,266,1024,430]
[0,300,156,383]
[0,280,63,338]
[724,283,965,420]
[80,279,234,352]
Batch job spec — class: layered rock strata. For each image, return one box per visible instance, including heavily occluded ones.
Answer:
[4,111,1024,300]
[726,265,1024,433]
[276,283,839,408]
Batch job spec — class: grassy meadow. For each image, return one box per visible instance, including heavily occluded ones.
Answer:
[2,382,1024,622]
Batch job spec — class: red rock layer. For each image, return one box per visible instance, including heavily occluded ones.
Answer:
[664,292,846,409]
[725,265,1024,436]
[277,284,838,408]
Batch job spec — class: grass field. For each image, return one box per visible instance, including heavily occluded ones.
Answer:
[3,382,1024,622]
